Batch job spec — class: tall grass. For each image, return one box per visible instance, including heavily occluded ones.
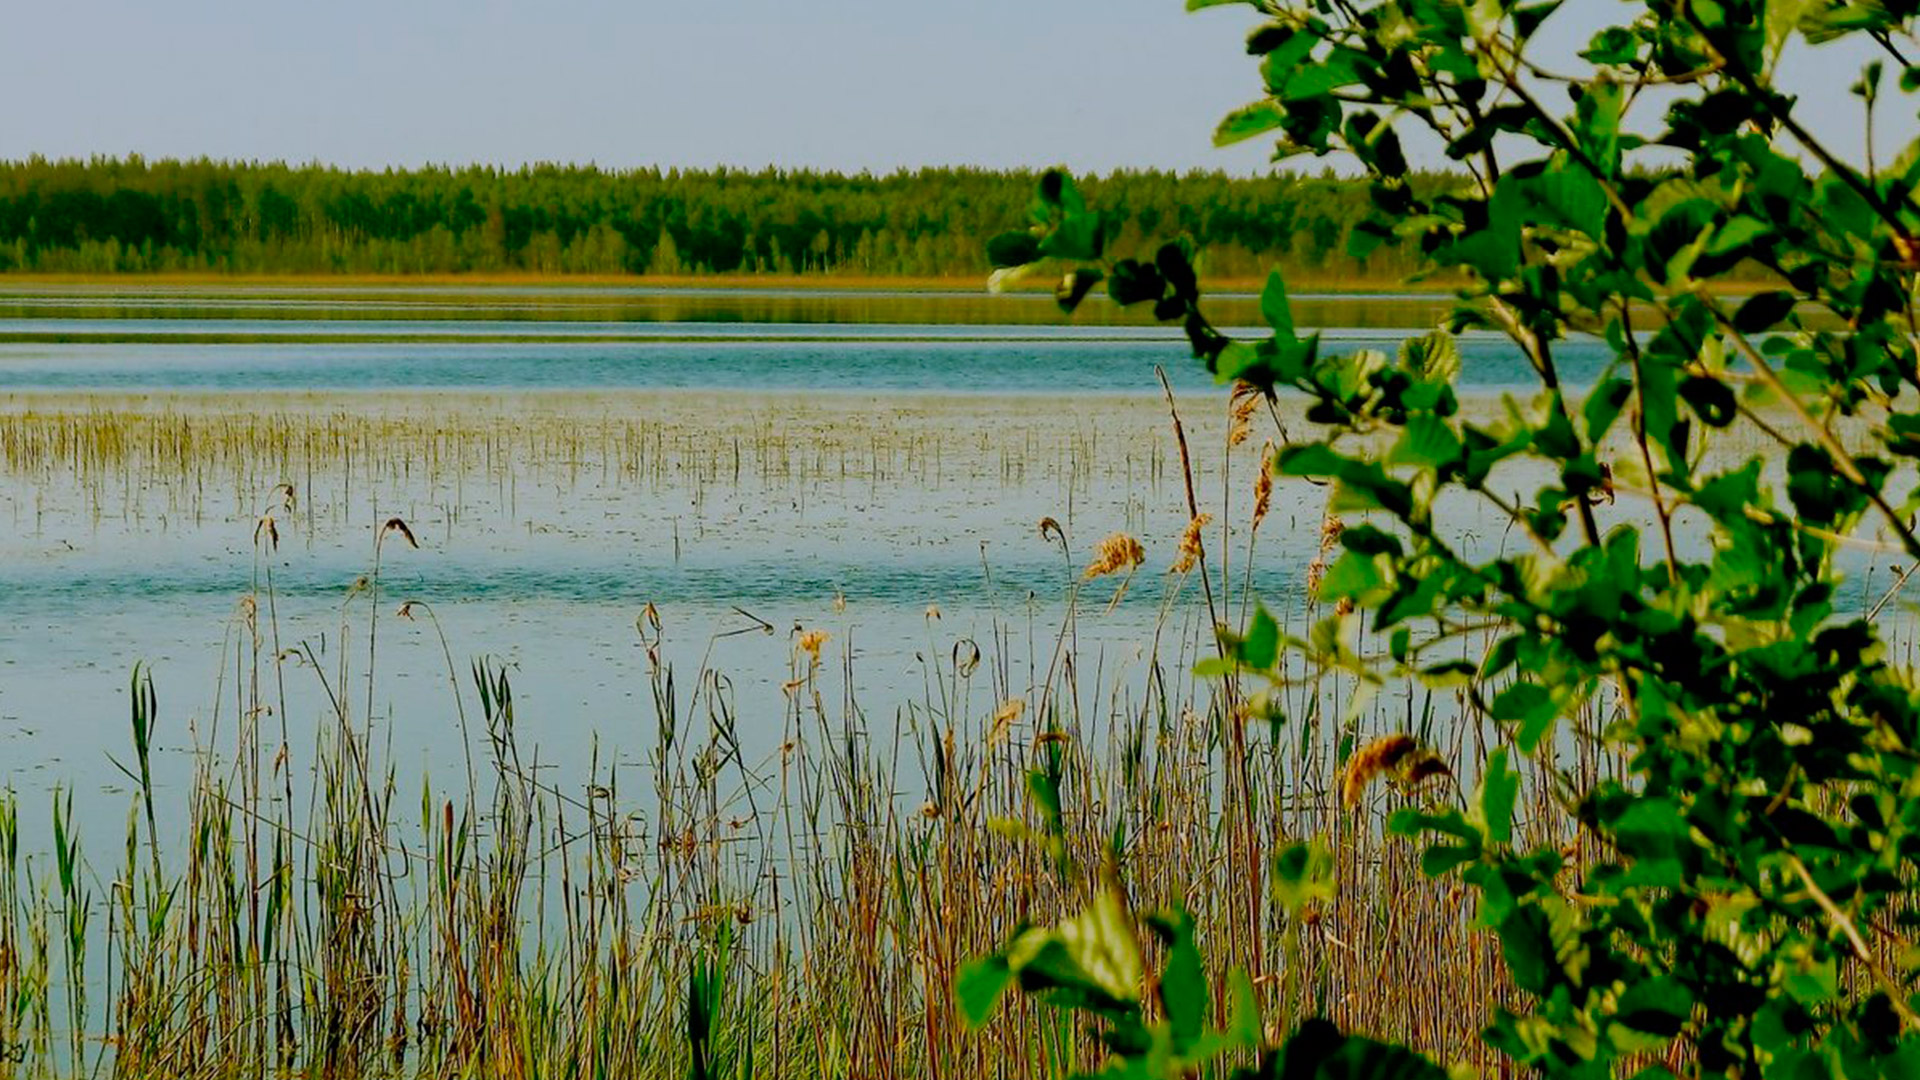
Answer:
[0,389,1644,1079]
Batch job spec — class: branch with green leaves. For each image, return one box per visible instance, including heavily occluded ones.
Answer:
[971,1,1920,1077]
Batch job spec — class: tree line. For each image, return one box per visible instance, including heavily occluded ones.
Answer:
[0,156,1440,281]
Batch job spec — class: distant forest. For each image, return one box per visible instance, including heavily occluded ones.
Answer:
[0,157,1441,282]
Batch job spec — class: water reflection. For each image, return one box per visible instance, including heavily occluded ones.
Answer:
[0,283,1459,330]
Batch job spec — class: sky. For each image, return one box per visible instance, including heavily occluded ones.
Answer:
[0,0,1907,174]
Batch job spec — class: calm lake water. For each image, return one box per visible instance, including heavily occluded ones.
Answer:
[0,282,1606,392]
[0,284,1893,854]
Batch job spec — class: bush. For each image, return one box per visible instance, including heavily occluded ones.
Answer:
[970,2,1920,1077]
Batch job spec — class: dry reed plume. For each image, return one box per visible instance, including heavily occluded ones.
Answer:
[1170,513,1212,575]
[1084,532,1146,579]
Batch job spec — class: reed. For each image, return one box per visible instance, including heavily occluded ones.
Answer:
[0,389,1688,1080]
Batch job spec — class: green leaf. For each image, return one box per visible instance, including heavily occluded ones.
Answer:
[1215,102,1286,147]
[1440,179,1523,280]
[954,956,1014,1028]
[1527,160,1608,237]
[1107,259,1164,306]
[1497,906,1559,995]
[1004,885,1144,1007]
[1583,377,1634,442]
[1317,550,1386,602]
[1241,606,1279,669]
[1148,909,1206,1053]
[1055,268,1103,313]
[1679,375,1736,427]
[1156,240,1199,302]
[1027,769,1064,839]
[1272,840,1336,915]
[1038,211,1103,261]
[1399,330,1461,384]
[1226,968,1262,1048]
[1269,48,1363,102]
[1732,290,1797,333]
[986,230,1040,269]
[1477,748,1519,846]
[1034,169,1083,215]
[1608,797,1691,887]
[1390,807,1482,846]
[1261,269,1296,340]
[1573,79,1624,174]
[1388,413,1463,470]
[1491,682,1558,752]
[1583,25,1640,65]
[1421,843,1480,877]
[1613,975,1695,1037]
[1271,1019,1449,1080]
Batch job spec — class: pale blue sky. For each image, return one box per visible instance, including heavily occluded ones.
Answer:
[0,0,1904,173]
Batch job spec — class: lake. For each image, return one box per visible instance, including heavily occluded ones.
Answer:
[4,281,1916,1080]
[0,282,1886,851]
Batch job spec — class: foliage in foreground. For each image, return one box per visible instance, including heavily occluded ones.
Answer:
[978,0,1920,1077]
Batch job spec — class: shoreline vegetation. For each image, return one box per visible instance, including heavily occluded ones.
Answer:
[0,158,1440,285]
[0,270,1454,294]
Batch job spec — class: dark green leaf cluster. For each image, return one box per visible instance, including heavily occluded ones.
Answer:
[973,1,1920,1077]
[955,836,1441,1080]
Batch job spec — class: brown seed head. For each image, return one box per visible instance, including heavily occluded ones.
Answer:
[1402,752,1452,788]
[382,517,419,549]
[1228,381,1263,448]
[1589,461,1616,506]
[1341,734,1419,806]
[1085,532,1146,579]
[989,698,1026,746]
[1251,441,1275,532]
[796,629,829,666]
[1319,514,1346,554]
[1169,513,1212,574]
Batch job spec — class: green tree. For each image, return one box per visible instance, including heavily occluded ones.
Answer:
[648,226,684,276]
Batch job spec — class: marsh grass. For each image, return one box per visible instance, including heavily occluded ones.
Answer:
[0,393,1196,540]
[0,386,1842,1079]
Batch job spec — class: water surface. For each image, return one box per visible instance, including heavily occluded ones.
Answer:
[0,284,1854,854]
